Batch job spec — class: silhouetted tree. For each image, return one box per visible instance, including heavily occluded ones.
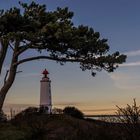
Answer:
[0,2,126,111]
[63,106,84,119]
[116,99,140,140]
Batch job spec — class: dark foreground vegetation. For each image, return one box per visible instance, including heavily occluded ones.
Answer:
[0,101,140,140]
[0,113,129,140]
[0,113,139,140]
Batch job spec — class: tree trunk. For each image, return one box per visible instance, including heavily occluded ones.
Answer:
[0,40,8,75]
[0,52,18,111]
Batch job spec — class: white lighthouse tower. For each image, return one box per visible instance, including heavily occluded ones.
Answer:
[40,69,52,114]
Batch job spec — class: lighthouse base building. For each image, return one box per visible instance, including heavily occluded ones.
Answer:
[40,69,52,114]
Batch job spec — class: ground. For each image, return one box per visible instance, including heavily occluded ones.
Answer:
[0,113,138,140]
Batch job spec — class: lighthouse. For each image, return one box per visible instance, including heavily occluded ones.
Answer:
[40,69,52,114]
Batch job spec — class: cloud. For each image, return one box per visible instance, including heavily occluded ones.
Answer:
[117,49,140,67]
[3,103,116,115]
[110,72,140,90]
[120,61,140,67]
[124,49,140,57]
[3,102,89,109]
[82,108,116,112]
[110,73,131,80]
[53,102,83,106]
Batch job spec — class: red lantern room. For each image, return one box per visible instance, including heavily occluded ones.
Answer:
[42,69,49,78]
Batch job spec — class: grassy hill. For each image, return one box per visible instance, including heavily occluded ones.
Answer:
[0,113,129,140]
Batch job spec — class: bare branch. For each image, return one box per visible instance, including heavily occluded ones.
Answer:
[14,56,83,66]
[17,45,29,55]
[16,71,22,73]
[4,70,9,85]
[9,43,14,51]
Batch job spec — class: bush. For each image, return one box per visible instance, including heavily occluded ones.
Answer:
[52,108,63,114]
[0,110,7,122]
[63,106,84,119]
[116,99,140,140]
[16,107,38,115]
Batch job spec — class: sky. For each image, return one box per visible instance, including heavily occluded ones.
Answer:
[1,0,140,115]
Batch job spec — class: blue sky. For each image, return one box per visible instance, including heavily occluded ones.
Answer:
[1,0,140,115]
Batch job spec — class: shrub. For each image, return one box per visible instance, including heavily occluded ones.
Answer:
[0,110,7,122]
[17,107,38,115]
[116,99,140,140]
[52,108,63,114]
[63,106,84,119]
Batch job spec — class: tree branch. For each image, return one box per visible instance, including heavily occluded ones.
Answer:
[0,40,9,75]
[9,43,14,51]
[17,44,45,56]
[4,70,9,85]
[14,56,82,66]
[0,52,18,110]
[17,45,29,55]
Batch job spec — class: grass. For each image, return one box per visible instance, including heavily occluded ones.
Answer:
[0,113,139,140]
